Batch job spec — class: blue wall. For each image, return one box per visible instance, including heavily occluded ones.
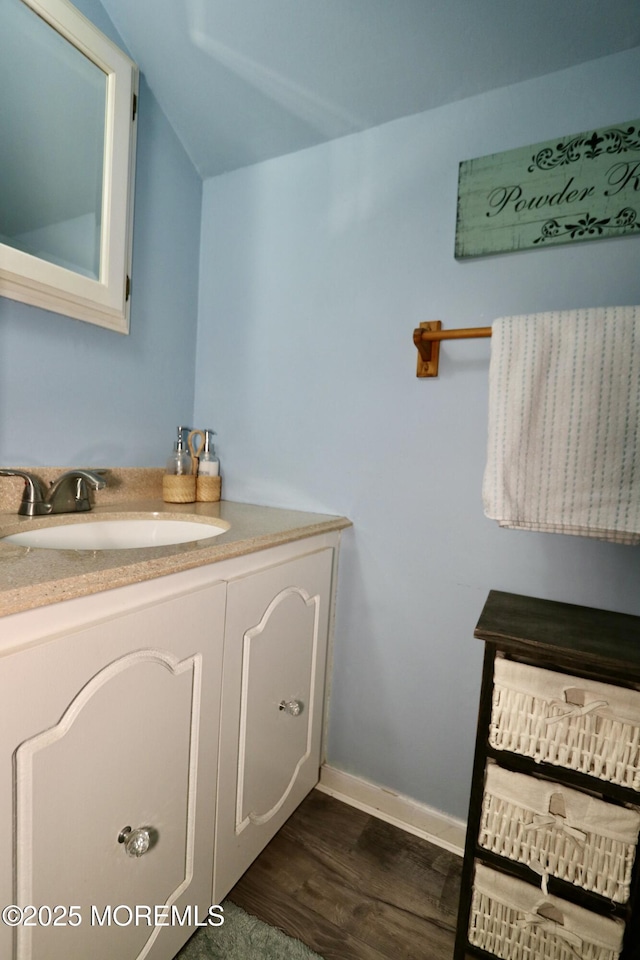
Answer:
[195,47,640,818]
[2,1,639,822]
[0,0,202,468]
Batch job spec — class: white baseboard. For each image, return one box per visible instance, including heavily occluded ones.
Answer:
[317,764,466,857]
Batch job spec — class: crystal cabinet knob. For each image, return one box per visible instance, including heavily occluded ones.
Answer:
[279,699,303,716]
[118,826,151,858]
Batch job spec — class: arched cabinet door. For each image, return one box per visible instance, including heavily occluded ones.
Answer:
[214,548,334,899]
[236,584,317,827]
[1,581,225,960]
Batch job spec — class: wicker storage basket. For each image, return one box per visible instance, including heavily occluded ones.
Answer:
[479,764,640,902]
[490,659,640,790]
[469,863,625,960]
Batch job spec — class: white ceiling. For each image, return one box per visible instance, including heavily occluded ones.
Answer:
[100,0,640,178]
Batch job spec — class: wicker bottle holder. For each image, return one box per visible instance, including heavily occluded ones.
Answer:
[196,475,221,502]
[162,474,196,503]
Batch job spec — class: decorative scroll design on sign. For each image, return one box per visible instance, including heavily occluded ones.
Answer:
[528,124,640,171]
[534,207,640,244]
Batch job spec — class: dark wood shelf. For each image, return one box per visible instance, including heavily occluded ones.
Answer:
[475,590,640,676]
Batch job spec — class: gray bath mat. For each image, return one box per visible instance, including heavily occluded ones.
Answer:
[174,900,324,960]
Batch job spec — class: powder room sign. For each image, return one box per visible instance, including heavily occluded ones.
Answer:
[455,119,640,258]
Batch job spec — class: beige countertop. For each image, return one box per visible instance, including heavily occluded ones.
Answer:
[0,469,351,617]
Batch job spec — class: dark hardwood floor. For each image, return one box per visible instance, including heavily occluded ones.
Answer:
[228,788,462,960]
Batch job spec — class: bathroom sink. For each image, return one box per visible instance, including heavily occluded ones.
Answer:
[1,517,229,550]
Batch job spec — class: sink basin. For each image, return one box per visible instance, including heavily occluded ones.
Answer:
[2,517,229,550]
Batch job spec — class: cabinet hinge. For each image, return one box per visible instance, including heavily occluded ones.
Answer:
[126,275,131,301]
[132,92,137,121]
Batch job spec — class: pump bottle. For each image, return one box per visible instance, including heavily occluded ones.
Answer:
[166,426,192,476]
[197,430,219,476]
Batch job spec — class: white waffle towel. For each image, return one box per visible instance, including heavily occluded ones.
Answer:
[483,306,640,543]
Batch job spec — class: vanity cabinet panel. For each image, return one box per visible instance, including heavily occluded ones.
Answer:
[455,591,640,960]
[0,581,226,960]
[213,547,334,900]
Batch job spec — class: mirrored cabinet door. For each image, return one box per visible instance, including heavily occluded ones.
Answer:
[0,0,138,333]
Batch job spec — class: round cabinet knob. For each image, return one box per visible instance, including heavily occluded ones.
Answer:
[118,826,151,858]
[279,699,303,716]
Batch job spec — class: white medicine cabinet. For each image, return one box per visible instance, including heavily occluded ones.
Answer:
[0,0,138,333]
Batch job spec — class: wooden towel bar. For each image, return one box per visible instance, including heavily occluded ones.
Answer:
[413,321,492,377]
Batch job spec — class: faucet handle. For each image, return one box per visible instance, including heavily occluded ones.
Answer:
[0,469,48,517]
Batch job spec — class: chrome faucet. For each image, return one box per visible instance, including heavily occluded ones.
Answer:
[0,469,107,516]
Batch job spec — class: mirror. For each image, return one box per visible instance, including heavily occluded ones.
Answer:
[0,0,138,333]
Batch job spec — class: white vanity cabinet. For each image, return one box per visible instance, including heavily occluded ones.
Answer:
[0,531,341,960]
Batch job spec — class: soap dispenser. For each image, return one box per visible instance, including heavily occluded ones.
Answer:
[198,430,219,476]
[166,425,192,476]
[163,426,196,503]
[196,428,221,502]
